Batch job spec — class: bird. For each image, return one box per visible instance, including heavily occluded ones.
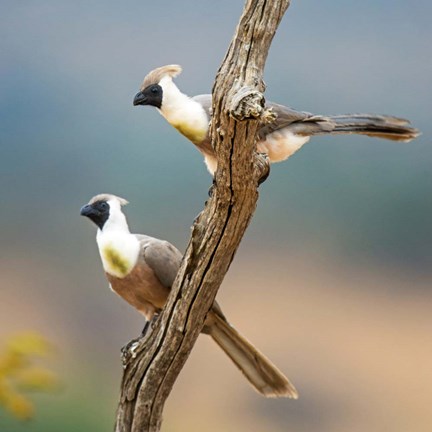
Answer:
[80,193,298,398]
[133,64,420,175]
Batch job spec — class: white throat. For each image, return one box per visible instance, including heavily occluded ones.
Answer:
[158,76,209,143]
[96,200,140,278]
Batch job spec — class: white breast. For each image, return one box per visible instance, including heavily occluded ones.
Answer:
[258,129,310,162]
[158,77,209,143]
[96,231,140,279]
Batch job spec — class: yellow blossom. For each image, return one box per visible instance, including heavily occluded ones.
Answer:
[0,332,60,421]
[6,332,54,357]
[14,367,61,392]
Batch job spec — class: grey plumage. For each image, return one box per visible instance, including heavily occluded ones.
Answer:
[81,195,298,398]
[109,234,297,398]
[194,93,418,144]
[134,65,420,174]
[139,235,182,289]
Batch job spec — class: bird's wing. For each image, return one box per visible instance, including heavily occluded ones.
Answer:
[135,235,183,289]
[191,95,319,139]
[136,234,227,325]
[189,94,217,158]
[191,94,213,117]
[258,102,318,139]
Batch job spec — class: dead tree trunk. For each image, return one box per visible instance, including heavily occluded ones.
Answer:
[115,1,291,431]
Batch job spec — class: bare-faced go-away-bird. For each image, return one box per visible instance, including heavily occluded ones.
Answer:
[80,193,298,398]
[133,65,419,175]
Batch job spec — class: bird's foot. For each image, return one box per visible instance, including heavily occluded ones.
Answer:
[120,315,162,367]
[120,316,159,366]
[120,337,143,367]
[149,313,160,331]
[208,178,216,197]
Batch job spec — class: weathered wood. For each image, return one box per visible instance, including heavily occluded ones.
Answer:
[115,1,291,431]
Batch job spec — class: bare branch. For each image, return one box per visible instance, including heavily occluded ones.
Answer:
[115,1,291,431]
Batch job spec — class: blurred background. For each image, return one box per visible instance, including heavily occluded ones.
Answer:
[1,0,431,430]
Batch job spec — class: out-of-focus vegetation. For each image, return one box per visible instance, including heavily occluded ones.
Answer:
[0,332,61,420]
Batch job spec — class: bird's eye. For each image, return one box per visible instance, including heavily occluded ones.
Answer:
[100,202,108,211]
[151,86,159,94]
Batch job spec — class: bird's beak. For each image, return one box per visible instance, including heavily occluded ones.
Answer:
[80,204,95,218]
[133,91,147,106]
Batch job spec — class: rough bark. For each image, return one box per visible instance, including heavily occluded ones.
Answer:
[115,1,291,431]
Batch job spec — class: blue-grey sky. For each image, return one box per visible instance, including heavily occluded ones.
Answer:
[1,0,430,271]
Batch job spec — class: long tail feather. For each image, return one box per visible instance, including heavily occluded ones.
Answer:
[329,114,420,142]
[291,113,420,142]
[208,311,298,398]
